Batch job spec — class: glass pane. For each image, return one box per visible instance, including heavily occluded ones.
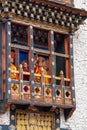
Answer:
[11,24,28,44]
[33,28,48,49]
[54,55,71,86]
[54,33,65,54]
[54,56,66,77]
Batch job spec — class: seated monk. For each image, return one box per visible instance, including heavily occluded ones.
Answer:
[34,56,50,84]
[34,56,42,82]
[10,58,18,79]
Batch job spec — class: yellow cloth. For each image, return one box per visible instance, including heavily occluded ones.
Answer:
[10,64,18,79]
[43,69,49,84]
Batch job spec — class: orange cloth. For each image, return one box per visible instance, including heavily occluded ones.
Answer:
[10,64,18,79]
[35,66,41,82]
[35,66,49,84]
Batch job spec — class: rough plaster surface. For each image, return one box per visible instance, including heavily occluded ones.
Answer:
[0,109,10,125]
[67,1,87,130]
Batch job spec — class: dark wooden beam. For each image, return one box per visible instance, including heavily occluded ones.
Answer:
[0,22,3,100]
[2,23,6,100]
[29,25,35,103]
[5,21,11,100]
[48,30,56,104]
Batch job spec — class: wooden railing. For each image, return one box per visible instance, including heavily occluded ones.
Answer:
[9,65,72,106]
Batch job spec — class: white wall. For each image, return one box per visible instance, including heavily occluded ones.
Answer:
[67,1,87,130]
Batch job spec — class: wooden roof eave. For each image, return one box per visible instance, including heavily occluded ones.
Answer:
[31,0,87,16]
[0,0,87,33]
[0,13,72,34]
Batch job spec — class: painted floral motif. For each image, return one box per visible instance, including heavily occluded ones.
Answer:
[45,88,51,95]
[12,84,17,91]
[23,85,29,92]
[35,87,40,93]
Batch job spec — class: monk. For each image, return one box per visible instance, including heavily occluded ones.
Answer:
[10,58,18,79]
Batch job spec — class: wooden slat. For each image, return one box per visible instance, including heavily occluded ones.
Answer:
[2,23,6,95]
[34,48,50,55]
[55,76,61,80]
[64,35,71,80]
[64,78,71,82]
[0,22,2,100]
[9,69,70,81]
[28,25,30,71]
[11,44,29,50]
[54,52,69,58]
[11,19,70,34]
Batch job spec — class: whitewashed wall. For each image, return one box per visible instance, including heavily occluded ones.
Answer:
[67,0,87,130]
[0,109,10,125]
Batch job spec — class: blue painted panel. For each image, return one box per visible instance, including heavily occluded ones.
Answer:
[19,50,28,64]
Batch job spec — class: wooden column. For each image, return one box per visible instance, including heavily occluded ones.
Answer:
[70,34,76,106]
[48,30,56,104]
[2,23,6,100]
[64,35,70,79]
[29,25,35,103]
[64,34,76,120]
[5,21,11,100]
[0,22,3,100]
[60,71,65,104]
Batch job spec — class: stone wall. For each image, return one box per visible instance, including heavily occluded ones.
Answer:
[67,0,87,130]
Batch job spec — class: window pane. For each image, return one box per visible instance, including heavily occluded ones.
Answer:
[33,28,48,49]
[54,56,66,77]
[11,24,28,44]
[54,33,65,54]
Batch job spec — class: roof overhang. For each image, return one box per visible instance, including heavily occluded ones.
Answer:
[0,0,87,33]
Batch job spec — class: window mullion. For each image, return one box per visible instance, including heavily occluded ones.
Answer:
[0,23,3,100]
[5,21,11,100]
[49,30,56,104]
[70,35,76,105]
[29,25,35,103]
[64,35,70,79]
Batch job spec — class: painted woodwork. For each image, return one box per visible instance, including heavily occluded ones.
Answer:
[0,0,87,130]
[0,23,2,100]
[0,0,87,33]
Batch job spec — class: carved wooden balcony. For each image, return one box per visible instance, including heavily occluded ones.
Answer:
[8,65,73,109]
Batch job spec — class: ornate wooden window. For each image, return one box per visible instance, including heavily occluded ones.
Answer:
[0,20,75,120]
[8,22,73,107]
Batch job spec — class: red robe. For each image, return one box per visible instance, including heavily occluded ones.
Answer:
[23,68,29,81]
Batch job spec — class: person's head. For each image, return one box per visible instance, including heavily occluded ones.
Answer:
[38,56,44,67]
[11,50,15,59]
[42,59,47,69]
[22,60,28,69]
[11,58,14,64]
